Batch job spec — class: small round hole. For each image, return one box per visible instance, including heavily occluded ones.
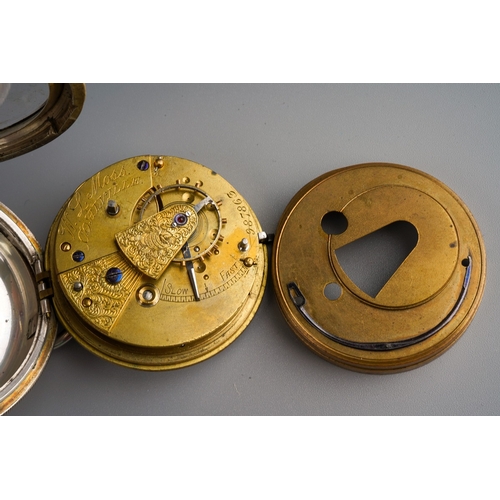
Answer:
[195,261,206,273]
[324,282,342,301]
[321,211,348,235]
[462,257,470,267]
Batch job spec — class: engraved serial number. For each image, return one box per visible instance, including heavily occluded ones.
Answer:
[226,190,255,235]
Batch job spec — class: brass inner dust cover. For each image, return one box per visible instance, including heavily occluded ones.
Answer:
[272,163,486,373]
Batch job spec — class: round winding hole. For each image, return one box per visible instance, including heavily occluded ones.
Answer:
[321,211,348,235]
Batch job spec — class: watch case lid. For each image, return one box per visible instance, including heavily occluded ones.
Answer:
[0,83,85,162]
[0,202,57,414]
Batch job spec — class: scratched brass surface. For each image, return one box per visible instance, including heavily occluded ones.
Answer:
[272,163,486,373]
[46,156,267,370]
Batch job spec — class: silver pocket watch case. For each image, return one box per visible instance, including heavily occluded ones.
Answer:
[0,83,85,413]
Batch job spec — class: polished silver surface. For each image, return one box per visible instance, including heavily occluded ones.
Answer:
[0,203,56,414]
[0,232,38,380]
[0,83,49,130]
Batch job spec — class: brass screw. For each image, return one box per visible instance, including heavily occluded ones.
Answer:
[82,297,92,307]
[243,257,254,268]
[61,242,71,252]
[154,156,164,169]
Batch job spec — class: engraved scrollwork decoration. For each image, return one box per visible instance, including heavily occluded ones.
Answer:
[115,203,198,279]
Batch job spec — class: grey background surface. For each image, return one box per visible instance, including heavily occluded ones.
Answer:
[3,83,499,415]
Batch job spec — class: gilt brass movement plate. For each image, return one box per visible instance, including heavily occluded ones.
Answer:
[46,156,267,370]
[272,163,486,373]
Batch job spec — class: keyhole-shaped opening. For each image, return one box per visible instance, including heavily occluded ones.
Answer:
[335,220,418,298]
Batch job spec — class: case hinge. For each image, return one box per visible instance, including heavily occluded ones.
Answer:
[34,258,53,316]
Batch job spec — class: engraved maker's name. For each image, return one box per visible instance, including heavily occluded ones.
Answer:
[58,166,143,243]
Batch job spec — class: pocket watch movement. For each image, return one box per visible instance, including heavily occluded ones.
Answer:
[0,83,488,414]
[45,156,268,370]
